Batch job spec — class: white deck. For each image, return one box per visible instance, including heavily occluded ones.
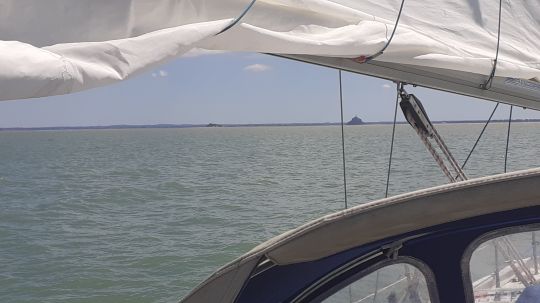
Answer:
[474,259,540,303]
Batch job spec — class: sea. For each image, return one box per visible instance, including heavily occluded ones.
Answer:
[1,123,539,303]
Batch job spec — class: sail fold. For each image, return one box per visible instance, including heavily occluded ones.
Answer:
[0,0,539,104]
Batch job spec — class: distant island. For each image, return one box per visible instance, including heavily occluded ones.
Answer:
[346,116,364,125]
[1,118,540,131]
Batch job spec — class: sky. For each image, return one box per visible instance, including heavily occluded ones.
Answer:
[0,51,539,128]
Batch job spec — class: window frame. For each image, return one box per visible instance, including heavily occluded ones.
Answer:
[461,223,540,303]
[297,256,440,303]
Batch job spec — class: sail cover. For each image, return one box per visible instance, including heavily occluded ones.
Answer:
[1,0,539,107]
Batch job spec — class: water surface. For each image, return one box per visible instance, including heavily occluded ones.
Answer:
[1,123,539,302]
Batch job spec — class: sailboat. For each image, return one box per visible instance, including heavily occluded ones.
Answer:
[1,1,539,302]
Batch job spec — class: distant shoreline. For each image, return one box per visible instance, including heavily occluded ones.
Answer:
[1,119,539,131]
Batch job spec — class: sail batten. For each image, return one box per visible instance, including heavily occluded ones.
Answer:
[0,0,538,106]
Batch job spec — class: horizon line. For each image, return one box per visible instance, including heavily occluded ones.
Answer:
[2,119,540,131]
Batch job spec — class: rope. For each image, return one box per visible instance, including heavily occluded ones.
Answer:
[430,125,467,181]
[482,0,503,89]
[504,105,513,173]
[356,0,406,63]
[215,0,257,35]
[416,127,456,182]
[339,70,348,209]
[385,82,401,198]
[461,102,500,170]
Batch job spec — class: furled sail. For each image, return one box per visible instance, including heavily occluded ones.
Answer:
[1,0,539,108]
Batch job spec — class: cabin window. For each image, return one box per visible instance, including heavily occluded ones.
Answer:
[467,227,540,303]
[322,260,434,303]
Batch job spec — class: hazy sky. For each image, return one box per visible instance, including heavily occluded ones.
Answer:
[0,52,539,128]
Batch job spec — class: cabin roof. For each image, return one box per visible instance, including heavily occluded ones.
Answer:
[181,167,540,303]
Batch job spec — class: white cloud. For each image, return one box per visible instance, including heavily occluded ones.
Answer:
[152,70,168,78]
[243,64,271,72]
[382,83,392,89]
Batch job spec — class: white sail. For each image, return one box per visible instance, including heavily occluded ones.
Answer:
[0,0,539,107]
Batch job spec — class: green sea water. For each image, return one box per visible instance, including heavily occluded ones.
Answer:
[1,123,539,303]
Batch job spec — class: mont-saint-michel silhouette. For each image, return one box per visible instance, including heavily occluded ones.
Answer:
[346,116,364,125]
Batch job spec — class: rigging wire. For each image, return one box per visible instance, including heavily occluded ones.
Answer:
[339,70,348,209]
[338,70,353,303]
[357,0,406,63]
[504,105,513,173]
[482,0,503,89]
[385,82,401,198]
[367,82,401,303]
[215,0,257,35]
[461,102,500,170]
[372,270,381,303]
